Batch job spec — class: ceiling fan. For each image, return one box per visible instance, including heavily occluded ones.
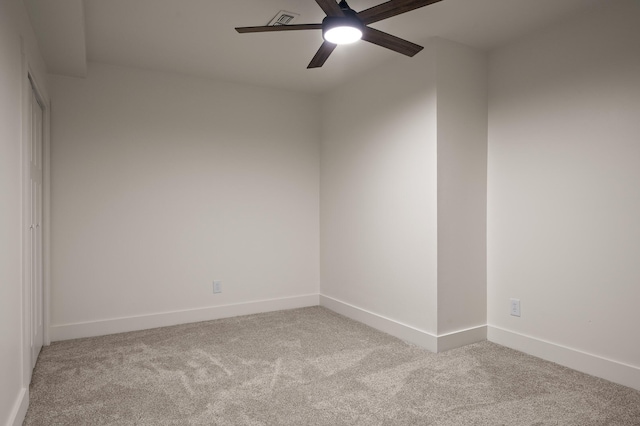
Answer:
[235,0,443,69]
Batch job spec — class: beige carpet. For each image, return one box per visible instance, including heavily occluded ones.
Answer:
[25,307,640,425]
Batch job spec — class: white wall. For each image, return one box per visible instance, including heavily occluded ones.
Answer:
[49,63,320,337]
[320,43,439,337]
[436,39,488,335]
[0,0,48,424]
[0,13,23,424]
[488,0,640,380]
[320,39,487,349]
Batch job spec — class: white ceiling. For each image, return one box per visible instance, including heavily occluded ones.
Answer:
[27,0,601,93]
[26,0,87,77]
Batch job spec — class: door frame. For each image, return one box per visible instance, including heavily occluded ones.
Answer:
[21,39,51,386]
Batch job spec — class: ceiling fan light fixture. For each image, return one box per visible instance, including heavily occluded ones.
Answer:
[322,16,363,45]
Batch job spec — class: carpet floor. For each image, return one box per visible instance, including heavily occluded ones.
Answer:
[24,307,640,425]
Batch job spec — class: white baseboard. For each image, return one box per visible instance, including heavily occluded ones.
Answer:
[438,325,488,352]
[50,294,319,341]
[319,295,438,352]
[320,295,486,353]
[488,325,640,391]
[7,387,29,426]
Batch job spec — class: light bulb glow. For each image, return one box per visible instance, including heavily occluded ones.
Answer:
[324,25,362,44]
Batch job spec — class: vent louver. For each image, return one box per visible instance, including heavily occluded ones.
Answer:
[268,11,300,26]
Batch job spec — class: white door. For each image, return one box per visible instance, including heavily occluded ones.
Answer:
[29,83,44,368]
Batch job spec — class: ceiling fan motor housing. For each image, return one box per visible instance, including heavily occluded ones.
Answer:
[322,11,364,44]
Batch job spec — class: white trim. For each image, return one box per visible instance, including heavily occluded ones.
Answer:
[320,295,487,352]
[50,294,319,341]
[7,387,29,426]
[437,325,487,352]
[19,36,31,390]
[39,81,51,347]
[488,325,640,391]
[320,295,438,352]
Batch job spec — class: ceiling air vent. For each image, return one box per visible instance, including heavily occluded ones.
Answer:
[268,10,300,26]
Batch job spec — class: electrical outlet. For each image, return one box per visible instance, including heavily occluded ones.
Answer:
[213,280,222,294]
[510,298,521,317]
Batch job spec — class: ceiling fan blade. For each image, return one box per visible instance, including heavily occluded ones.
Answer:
[315,0,345,17]
[358,0,443,25]
[235,24,323,33]
[361,27,423,57]
[308,42,337,68]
